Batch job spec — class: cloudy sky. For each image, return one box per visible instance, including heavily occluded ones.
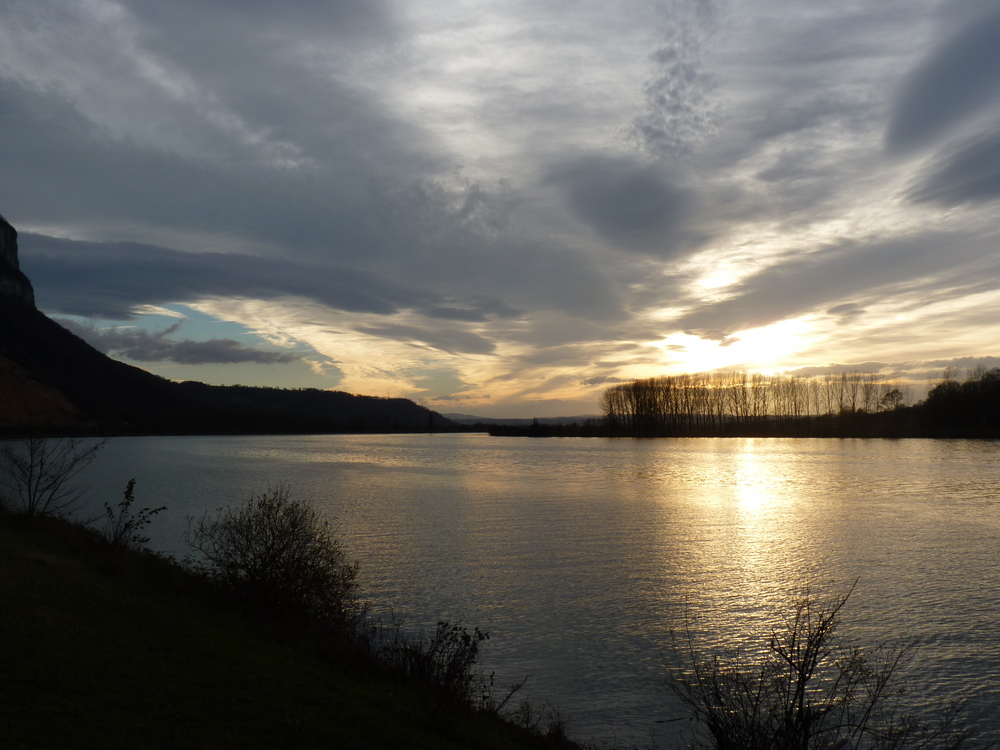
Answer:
[3,0,1000,416]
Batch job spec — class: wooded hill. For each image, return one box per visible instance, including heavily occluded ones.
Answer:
[0,213,451,436]
[0,299,452,436]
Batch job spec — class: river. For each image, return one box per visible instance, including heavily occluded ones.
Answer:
[72,434,1000,746]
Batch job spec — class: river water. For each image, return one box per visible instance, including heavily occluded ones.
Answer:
[74,434,1000,746]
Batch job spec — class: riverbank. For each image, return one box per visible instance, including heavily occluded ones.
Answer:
[0,509,580,750]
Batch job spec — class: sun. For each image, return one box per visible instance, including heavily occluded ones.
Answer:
[730,319,813,369]
[658,318,813,374]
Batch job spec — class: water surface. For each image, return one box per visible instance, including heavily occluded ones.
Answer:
[79,435,1000,746]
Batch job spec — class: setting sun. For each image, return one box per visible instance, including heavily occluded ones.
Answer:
[658,318,812,375]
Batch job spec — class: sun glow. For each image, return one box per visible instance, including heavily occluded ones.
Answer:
[659,318,813,374]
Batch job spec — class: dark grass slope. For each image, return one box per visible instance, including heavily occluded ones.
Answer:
[0,510,577,750]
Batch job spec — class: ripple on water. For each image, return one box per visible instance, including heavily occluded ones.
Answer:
[70,435,1000,746]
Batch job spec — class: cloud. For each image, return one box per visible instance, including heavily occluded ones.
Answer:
[911,354,1000,376]
[675,232,999,338]
[580,375,627,386]
[4,1,1000,416]
[0,56,623,325]
[631,0,720,158]
[352,324,496,355]
[546,155,700,256]
[21,234,519,323]
[787,355,1000,386]
[128,0,396,43]
[826,303,866,323]
[59,320,300,365]
[885,6,1000,153]
[908,128,1000,204]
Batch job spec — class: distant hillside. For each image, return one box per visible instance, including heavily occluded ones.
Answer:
[0,299,452,436]
[0,214,452,436]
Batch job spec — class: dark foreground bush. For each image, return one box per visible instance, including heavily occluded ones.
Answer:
[187,485,360,631]
[101,478,166,550]
[667,582,981,750]
[361,617,571,740]
[368,619,510,716]
[186,487,565,737]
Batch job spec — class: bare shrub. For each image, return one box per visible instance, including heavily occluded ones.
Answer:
[101,478,165,550]
[0,436,105,517]
[507,698,569,743]
[667,582,978,750]
[186,485,359,630]
[480,669,529,716]
[366,617,534,724]
[369,619,493,717]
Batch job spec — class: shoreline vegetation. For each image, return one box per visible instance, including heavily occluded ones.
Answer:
[487,367,1000,439]
[0,480,580,750]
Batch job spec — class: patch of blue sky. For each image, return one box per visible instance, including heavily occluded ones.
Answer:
[55,304,344,390]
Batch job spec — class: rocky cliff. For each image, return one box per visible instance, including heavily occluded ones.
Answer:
[0,214,35,306]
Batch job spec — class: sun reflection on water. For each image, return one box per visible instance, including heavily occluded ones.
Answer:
[76,435,1000,747]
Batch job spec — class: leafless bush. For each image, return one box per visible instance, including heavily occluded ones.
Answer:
[368,618,497,717]
[101,478,165,550]
[506,697,570,743]
[667,582,979,750]
[0,436,105,517]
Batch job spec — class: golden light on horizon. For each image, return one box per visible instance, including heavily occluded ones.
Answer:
[657,318,813,375]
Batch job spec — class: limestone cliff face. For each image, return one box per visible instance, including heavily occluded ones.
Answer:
[0,214,35,307]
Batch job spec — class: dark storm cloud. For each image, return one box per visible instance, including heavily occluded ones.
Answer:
[58,320,299,365]
[908,128,1000,204]
[886,6,1000,153]
[545,156,700,256]
[20,234,518,323]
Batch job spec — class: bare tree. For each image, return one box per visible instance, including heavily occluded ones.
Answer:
[0,436,106,517]
[667,583,977,750]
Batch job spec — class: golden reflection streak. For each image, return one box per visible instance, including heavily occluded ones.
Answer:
[657,440,815,646]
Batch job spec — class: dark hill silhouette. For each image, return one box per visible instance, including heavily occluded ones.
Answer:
[0,215,451,435]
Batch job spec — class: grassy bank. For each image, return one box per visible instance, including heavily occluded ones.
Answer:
[0,509,579,750]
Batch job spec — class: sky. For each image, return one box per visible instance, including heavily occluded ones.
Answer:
[3,0,1000,417]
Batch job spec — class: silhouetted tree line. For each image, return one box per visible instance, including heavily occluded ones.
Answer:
[920,366,1000,437]
[600,370,914,437]
[480,418,606,438]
